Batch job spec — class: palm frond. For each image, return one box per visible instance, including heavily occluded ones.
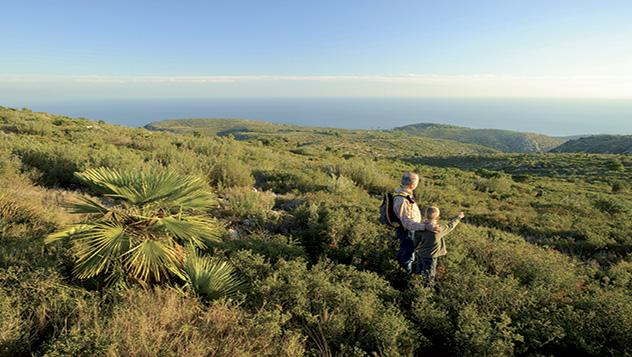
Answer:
[157,215,223,247]
[76,167,216,209]
[183,252,245,300]
[64,196,110,215]
[137,170,216,209]
[44,224,94,244]
[71,223,129,279]
[75,167,146,204]
[123,239,182,282]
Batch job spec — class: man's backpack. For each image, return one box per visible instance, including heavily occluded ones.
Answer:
[380,192,415,228]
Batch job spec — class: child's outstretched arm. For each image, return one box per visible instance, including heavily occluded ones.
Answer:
[439,212,465,238]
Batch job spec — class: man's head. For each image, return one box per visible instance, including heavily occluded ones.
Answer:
[401,172,419,191]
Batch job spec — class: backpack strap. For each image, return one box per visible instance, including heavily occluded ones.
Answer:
[393,192,415,204]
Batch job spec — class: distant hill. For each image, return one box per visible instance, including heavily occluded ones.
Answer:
[146,118,498,157]
[145,118,288,138]
[551,135,632,154]
[391,123,566,153]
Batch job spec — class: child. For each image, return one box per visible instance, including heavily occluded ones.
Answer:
[414,206,464,285]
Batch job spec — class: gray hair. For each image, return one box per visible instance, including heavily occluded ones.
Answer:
[401,172,419,186]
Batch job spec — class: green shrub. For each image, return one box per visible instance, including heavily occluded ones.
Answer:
[250,259,416,356]
[0,146,21,178]
[611,180,627,193]
[566,289,632,355]
[43,288,305,357]
[0,186,65,240]
[254,168,329,193]
[474,177,512,193]
[607,260,632,290]
[593,197,630,215]
[14,141,143,188]
[327,174,358,195]
[511,174,530,183]
[476,168,503,178]
[222,187,276,224]
[209,157,255,188]
[0,268,98,356]
[219,232,306,262]
[454,306,522,356]
[606,158,625,172]
[15,144,84,187]
[3,116,56,136]
[335,159,393,194]
[149,145,208,175]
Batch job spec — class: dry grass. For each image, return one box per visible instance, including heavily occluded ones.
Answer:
[0,174,79,238]
[102,289,305,357]
[0,293,26,354]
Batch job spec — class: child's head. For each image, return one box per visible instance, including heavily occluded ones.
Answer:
[426,206,440,221]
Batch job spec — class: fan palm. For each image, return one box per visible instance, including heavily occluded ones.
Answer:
[46,167,222,284]
[183,250,245,300]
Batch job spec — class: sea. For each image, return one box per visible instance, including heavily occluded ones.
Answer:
[5,97,632,137]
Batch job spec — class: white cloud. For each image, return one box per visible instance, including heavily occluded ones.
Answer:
[1,74,630,99]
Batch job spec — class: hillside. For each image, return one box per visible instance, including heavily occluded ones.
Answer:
[1,107,632,356]
[392,123,566,152]
[551,134,632,154]
[146,118,499,158]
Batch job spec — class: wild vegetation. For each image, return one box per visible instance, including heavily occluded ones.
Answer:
[1,106,631,356]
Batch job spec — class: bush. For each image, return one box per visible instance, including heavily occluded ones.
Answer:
[326,174,358,195]
[209,157,255,188]
[43,288,305,357]
[476,168,503,178]
[15,144,84,187]
[593,197,630,215]
[606,158,625,172]
[254,168,329,194]
[334,159,393,194]
[0,185,67,240]
[14,141,143,188]
[0,268,98,356]
[222,187,276,224]
[474,177,512,194]
[511,174,530,183]
[250,259,416,356]
[607,260,632,290]
[611,180,627,193]
[219,232,305,262]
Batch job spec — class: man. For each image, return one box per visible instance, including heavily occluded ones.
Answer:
[393,172,436,273]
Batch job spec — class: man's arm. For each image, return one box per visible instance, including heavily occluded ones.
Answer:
[393,196,427,231]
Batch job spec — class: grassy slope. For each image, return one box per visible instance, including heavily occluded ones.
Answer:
[2,107,632,356]
[150,115,632,259]
[551,134,632,154]
[392,122,566,152]
[146,118,499,158]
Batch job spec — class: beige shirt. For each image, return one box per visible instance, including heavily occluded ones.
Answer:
[392,187,427,232]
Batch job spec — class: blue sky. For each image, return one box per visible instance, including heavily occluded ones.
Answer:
[1,0,631,99]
